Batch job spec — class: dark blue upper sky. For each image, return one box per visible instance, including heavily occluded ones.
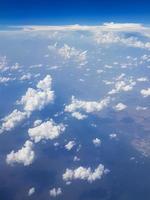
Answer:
[0,0,150,25]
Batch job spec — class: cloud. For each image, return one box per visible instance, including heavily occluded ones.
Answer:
[109,133,117,139]
[19,75,54,113]
[28,187,35,196]
[65,96,110,116]
[49,188,62,197]
[113,103,127,111]
[20,73,31,81]
[65,141,76,151]
[94,31,150,50]
[71,112,87,120]
[108,80,136,95]
[0,56,9,72]
[28,119,66,143]
[0,109,27,133]
[141,88,150,97]
[62,164,109,183]
[17,23,147,33]
[6,140,35,166]
[58,44,87,63]
[92,138,101,147]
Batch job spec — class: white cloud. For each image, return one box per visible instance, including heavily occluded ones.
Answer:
[137,77,148,82]
[141,88,150,97]
[49,188,62,197]
[6,140,35,166]
[28,187,35,196]
[0,76,14,84]
[20,73,31,81]
[65,141,76,151]
[114,103,127,111]
[19,75,54,113]
[0,109,27,133]
[65,96,110,115]
[28,119,66,143]
[73,156,80,162]
[95,31,150,50]
[33,119,42,127]
[108,80,136,95]
[93,138,101,147]
[63,164,108,183]
[109,133,117,139]
[71,112,87,120]
[58,44,87,63]
[136,106,148,111]
[0,56,9,72]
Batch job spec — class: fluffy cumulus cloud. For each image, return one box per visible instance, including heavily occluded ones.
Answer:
[141,88,150,97]
[71,112,87,120]
[19,75,54,113]
[0,75,54,134]
[28,187,35,196]
[94,31,150,50]
[63,164,108,183]
[93,138,101,147]
[65,140,76,151]
[65,96,110,117]
[6,140,35,166]
[108,80,136,95]
[0,109,27,133]
[49,188,62,197]
[57,44,87,64]
[28,119,66,143]
[114,103,127,111]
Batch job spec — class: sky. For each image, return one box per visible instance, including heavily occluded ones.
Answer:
[0,0,150,25]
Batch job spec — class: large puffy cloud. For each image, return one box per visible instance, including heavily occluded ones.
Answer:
[62,164,109,183]
[141,88,150,97]
[6,140,35,166]
[28,119,66,143]
[0,75,54,133]
[19,75,54,113]
[65,96,110,117]
[0,109,27,133]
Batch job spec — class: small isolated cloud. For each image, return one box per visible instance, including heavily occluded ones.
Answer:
[65,140,76,151]
[19,75,54,113]
[71,112,87,120]
[28,119,66,143]
[114,103,127,111]
[28,187,35,196]
[73,156,80,162]
[108,80,136,95]
[63,164,108,183]
[109,133,117,139]
[49,188,62,197]
[0,109,27,133]
[65,96,110,116]
[6,140,35,166]
[20,73,31,81]
[93,138,101,147]
[141,88,150,97]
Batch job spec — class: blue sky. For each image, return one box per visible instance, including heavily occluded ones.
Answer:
[0,0,150,25]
